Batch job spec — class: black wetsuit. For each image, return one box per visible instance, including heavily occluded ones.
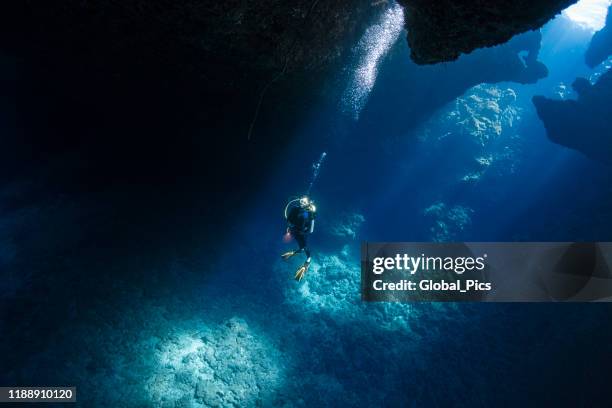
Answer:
[287,204,315,258]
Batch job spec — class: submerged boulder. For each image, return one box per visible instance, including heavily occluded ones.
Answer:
[533,70,612,164]
[533,6,612,162]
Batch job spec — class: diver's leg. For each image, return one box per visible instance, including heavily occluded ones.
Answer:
[295,236,311,282]
[294,234,307,256]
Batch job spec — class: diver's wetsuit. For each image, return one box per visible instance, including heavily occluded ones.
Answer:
[287,203,315,259]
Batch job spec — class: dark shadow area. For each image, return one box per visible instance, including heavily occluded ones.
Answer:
[533,70,612,164]
[0,1,378,385]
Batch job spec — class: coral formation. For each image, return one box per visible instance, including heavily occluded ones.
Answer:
[365,30,545,142]
[420,84,523,182]
[424,202,474,242]
[446,86,520,146]
[148,317,283,407]
[328,212,366,239]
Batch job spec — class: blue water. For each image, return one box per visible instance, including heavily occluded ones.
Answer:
[3,6,612,408]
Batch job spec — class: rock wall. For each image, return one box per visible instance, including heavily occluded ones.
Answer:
[534,8,612,164]
[2,0,376,93]
[533,70,612,164]
[586,5,612,68]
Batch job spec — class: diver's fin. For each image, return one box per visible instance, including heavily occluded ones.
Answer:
[294,261,310,282]
[294,265,306,281]
[281,251,296,260]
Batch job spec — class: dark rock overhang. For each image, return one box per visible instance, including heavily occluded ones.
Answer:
[397,0,576,64]
[3,0,582,86]
[1,0,377,94]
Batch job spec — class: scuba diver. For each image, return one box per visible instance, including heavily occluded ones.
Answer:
[282,196,317,281]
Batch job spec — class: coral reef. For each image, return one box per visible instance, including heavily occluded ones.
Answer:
[420,84,523,182]
[445,86,520,146]
[327,212,366,239]
[2,215,611,406]
[424,202,474,242]
[148,317,284,407]
[9,291,287,407]
[280,247,418,330]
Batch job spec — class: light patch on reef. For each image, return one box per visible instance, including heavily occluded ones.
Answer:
[279,247,424,332]
[563,0,611,31]
[341,3,404,119]
[449,86,520,146]
[147,317,284,407]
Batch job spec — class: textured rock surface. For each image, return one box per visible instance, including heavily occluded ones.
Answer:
[148,317,284,407]
[437,86,521,147]
[397,0,576,64]
[2,189,612,406]
[413,84,524,241]
[424,202,474,242]
[419,84,523,184]
[327,212,366,239]
[533,70,612,164]
[3,0,575,83]
[586,5,612,68]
